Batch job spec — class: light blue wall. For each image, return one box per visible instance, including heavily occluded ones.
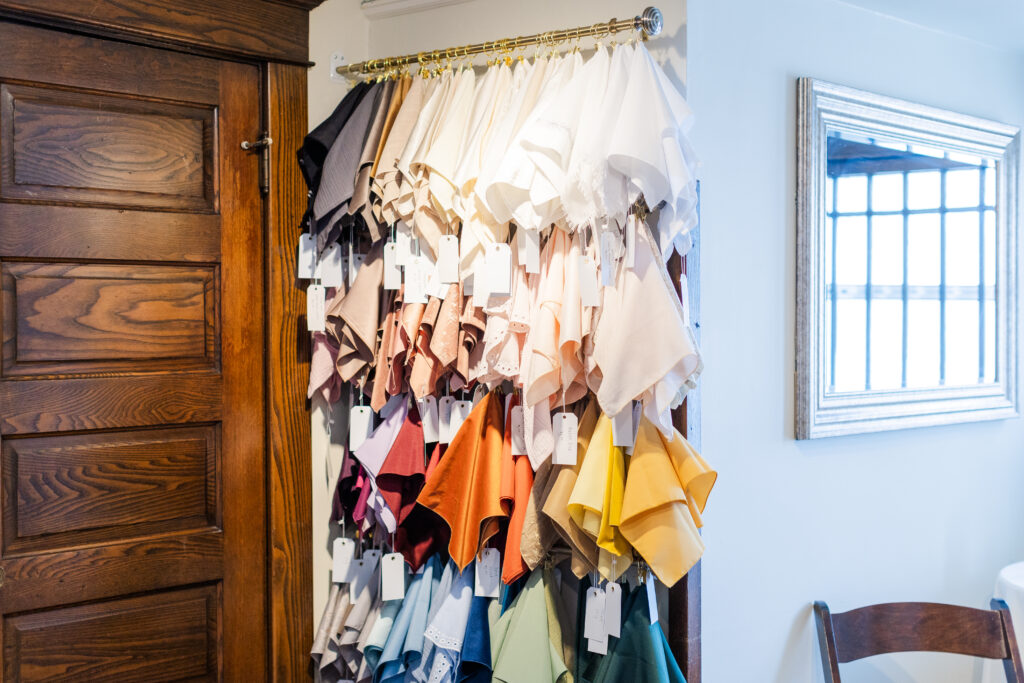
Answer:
[688,0,1024,680]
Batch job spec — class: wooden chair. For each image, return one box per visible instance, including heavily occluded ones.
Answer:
[813,599,1024,682]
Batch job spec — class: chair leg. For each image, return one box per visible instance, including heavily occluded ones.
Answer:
[813,601,842,683]
[992,598,1024,683]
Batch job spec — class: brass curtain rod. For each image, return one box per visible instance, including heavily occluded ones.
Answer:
[339,6,664,75]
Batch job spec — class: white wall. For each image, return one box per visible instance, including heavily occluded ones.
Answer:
[687,0,1024,681]
[307,1,1024,680]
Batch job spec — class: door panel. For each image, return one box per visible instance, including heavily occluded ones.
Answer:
[0,83,217,211]
[0,21,265,681]
[2,262,218,375]
[3,426,216,550]
[3,585,219,682]
[0,206,221,261]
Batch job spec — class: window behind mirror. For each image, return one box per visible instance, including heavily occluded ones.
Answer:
[825,132,997,393]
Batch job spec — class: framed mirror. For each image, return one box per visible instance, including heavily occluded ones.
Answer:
[797,79,1020,438]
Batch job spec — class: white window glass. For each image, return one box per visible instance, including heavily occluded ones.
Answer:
[945,300,980,386]
[907,170,941,210]
[871,173,903,212]
[945,168,981,209]
[983,210,996,287]
[906,299,941,388]
[835,215,867,285]
[834,299,867,392]
[944,211,981,287]
[907,213,941,286]
[871,214,904,286]
[870,299,903,390]
[836,174,867,213]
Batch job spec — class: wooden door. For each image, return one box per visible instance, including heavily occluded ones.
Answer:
[0,21,265,681]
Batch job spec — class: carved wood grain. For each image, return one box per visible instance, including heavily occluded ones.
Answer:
[0,0,312,64]
[3,585,218,682]
[1,84,216,211]
[2,262,218,377]
[0,7,322,678]
[0,23,221,105]
[3,426,216,545]
[266,61,313,682]
[0,531,224,614]
[0,206,220,262]
[0,374,222,434]
[814,599,1024,682]
[217,58,268,680]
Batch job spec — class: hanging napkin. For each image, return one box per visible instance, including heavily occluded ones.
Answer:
[619,417,716,587]
[416,391,507,570]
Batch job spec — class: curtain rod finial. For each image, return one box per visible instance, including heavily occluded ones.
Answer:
[640,6,663,36]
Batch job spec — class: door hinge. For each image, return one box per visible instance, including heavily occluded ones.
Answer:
[241,134,272,195]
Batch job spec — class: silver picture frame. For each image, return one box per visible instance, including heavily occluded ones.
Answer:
[796,78,1020,439]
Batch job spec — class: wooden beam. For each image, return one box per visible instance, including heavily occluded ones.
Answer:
[667,210,702,683]
[265,62,314,681]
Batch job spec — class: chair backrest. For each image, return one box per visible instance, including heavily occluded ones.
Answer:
[813,599,1024,683]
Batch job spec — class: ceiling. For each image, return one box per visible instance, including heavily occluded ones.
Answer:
[839,0,1024,54]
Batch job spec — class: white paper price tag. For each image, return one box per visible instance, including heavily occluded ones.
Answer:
[526,406,552,471]
[437,235,460,283]
[306,283,326,332]
[471,264,490,308]
[449,400,474,441]
[381,552,406,601]
[316,243,344,288]
[425,264,441,300]
[332,538,355,583]
[395,224,413,267]
[474,548,501,598]
[348,558,373,601]
[426,264,451,300]
[348,252,365,287]
[383,243,401,290]
[604,582,622,638]
[510,406,526,456]
[599,231,618,287]
[349,406,373,451]
[584,586,607,640]
[297,233,316,279]
[438,396,456,444]
[611,403,635,448]
[552,412,579,465]
[646,575,659,624]
[418,396,440,442]
[404,256,429,304]
[363,548,382,569]
[487,243,512,295]
[587,632,608,655]
[578,256,600,307]
[517,227,540,274]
